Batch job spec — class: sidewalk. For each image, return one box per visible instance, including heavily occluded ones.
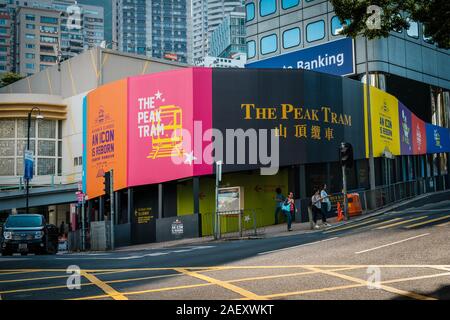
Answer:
[77,189,450,253]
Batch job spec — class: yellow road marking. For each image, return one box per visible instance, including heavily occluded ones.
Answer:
[261,271,450,299]
[174,268,265,300]
[302,266,436,300]
[323,219,378,234]
[376,216,428,229]
[355,233,430,254]
[71,283,212,300]
[81,271,128,300]
[0,270,128,284]
[405,215,450,229]
[437,221,450,227]
[369,218,402,228]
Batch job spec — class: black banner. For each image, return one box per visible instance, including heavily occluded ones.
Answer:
[212,69,366,173]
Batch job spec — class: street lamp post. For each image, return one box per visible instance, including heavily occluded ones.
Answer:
[365,36,376,191]
[25,107,44,213]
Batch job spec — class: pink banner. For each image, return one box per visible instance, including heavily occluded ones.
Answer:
[127,68,212,187]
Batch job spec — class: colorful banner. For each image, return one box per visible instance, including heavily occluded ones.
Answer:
[82,68,450,199]
[426,123,450,154]
[85,79,128,199]
[127,68,212,187]
[399,102,413,155]
[411,113,427,155]
[365,86,401,157]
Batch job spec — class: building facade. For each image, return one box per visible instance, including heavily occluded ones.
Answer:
[0,8,12,74]
[245,0,450,193]
[0,0,104,75]
[209,8,246,58]
[15,7,61,76]
[0,47,186,225]
[191,0,244,63]
[113,0,189,63]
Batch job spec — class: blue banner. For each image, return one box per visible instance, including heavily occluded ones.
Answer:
[246,38,355,76]
[23,150,34,180]
[426,124,450,153]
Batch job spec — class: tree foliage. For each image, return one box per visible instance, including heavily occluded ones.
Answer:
[0,72,25,88]
[329,0,449,49]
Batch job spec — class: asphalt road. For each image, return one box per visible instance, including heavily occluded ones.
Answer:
[1,198,449,300]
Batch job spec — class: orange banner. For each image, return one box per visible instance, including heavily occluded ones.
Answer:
[85,79,127,199]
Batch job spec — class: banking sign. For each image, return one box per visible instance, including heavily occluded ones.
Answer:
[83,68,450,199]
[245,38,355,77]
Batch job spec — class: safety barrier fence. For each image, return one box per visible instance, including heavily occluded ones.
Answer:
[200,208,266,239]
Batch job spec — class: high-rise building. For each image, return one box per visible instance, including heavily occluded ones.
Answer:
[0,6,12,74]
[209,7,245,58]
[15,6,61,76]
[0,0,104,75]
[191,0,243,64]
[113,0,189,63]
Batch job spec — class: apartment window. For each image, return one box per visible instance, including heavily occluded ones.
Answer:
[282,0,300,10]
[246,3,255,22]
[423,25,433,44]
[40,25,58,33]
[0,28,6,34]
[406,19,419,38]
[0,19,7,25]
[260,34,277,55]
[40,35,58,43]
[247,40,256,58]
[25,53,35,59]
[40,16,58,25]
[331,16,349,36]
[260,0,276,17]
[26,44,35,49]
[25,33,35,40]
[283,27,300,48]
[26,23,35,30]
[40,55,56,63]
[25,63,35,69]
[25,14,35,21]
[306,20,325,42]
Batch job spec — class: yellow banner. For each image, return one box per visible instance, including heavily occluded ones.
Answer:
[364,86,400,158]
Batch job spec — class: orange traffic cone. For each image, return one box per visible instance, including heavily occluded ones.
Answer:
[337,202,344,222]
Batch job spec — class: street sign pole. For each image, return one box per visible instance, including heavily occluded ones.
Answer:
[110,169,115,250]
[214,161,223,240]
[342,165,349,220]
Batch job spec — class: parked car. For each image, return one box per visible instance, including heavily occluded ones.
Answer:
[1,214,59,256]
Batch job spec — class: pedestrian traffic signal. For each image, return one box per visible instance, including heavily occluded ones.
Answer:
[339,142,353,168]
[103,171,111,195]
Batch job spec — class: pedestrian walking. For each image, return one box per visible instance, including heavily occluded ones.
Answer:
[320,184,332,227]
[273,187,285,225]
[311,188,327,229]
[281,191,297,231]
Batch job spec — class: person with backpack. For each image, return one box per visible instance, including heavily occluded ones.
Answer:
[273,187,285,225]
[281,191,297,231]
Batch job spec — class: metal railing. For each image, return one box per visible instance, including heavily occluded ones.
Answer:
[201,208,265,239]
[0,172,82,191]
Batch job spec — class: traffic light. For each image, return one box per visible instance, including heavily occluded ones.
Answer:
[339,142,354,168]
[103,171,111,195]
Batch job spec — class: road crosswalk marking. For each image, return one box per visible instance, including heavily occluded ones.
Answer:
[405,214,450,229]
[323,219,378,234]
[376,216,427,230]
[355,233,430,254]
